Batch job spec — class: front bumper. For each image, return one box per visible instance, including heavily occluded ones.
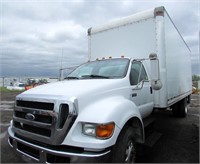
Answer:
[8,127,111,163]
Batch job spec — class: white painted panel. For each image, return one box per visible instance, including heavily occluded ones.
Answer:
[89,18,156,61]
[164,12,192,103]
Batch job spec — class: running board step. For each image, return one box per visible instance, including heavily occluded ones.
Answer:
[144,131,162,147]
[143,117,155,128]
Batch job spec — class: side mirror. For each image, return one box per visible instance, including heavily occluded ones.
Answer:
[151,80,162,90]
[149,53,162,90]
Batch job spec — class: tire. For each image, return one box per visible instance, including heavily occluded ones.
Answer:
[112,126,136,163]
[172,103,179,116]
[187,95,191,104]
[172,98,187,117]
[179,98,187,117]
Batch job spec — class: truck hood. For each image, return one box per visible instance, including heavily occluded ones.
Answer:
[19,79,126,101]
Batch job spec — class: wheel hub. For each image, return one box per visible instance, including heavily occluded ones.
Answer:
[125,140,135,163]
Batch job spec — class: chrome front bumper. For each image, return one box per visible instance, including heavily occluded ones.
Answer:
[8,127,111,163]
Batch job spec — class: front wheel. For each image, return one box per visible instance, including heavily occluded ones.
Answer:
[112,126,136,163]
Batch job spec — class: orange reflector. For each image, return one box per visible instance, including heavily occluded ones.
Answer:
[96,123,115,139]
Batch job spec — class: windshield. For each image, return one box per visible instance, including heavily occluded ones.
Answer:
[66,58,130,79]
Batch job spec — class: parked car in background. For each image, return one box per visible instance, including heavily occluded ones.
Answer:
[6,82,25,91]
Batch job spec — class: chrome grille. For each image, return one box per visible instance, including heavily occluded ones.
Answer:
[14,111,53,124]
[16,100,54,110]
[13,99,77,145]
[14,121,51,137]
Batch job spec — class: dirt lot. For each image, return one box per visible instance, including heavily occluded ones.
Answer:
[0,91,199,163]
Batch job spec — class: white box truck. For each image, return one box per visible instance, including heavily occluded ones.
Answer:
[8,6,192,163]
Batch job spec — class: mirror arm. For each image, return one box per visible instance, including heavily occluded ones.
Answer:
[132,80,145,90]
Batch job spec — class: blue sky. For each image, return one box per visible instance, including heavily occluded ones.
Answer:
[1,0,199,77]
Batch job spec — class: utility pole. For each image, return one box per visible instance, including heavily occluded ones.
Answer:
[2,77,5,87]
[59,48,64,81]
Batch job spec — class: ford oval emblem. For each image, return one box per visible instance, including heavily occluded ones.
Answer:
[25,113,35,121]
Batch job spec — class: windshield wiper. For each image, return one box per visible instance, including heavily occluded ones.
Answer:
[81,75,109,79]
[64,76,79,80]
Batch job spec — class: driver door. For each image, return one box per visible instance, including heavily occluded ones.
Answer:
[129,61,154,118]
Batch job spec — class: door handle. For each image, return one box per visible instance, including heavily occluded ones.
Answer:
[132,93,137,97]
[150,87,153,94]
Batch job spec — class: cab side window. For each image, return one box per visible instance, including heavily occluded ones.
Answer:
[129,61,148,85]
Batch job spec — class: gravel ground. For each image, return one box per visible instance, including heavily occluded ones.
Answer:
[0,91,199,163]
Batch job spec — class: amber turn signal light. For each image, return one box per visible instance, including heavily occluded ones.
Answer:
[96,122,115,139]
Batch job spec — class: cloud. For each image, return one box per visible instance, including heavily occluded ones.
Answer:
[38,21,85,42]
[1,0,199,77]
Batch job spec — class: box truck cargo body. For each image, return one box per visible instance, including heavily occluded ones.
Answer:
[88,6,192,108]
[8,6,192,163]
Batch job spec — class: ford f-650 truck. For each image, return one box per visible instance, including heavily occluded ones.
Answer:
[8,6,192,163]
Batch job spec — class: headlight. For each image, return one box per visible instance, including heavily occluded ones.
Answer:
[82,124,96,137]
[82,122,115,139]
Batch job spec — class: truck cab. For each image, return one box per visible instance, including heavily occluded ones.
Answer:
[8,57,155,163]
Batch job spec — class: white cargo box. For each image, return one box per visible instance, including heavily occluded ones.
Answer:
[88,6,192,108]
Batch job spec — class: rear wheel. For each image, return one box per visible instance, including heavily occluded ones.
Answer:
[112,126,136,163]
[186,95,191,104]
[172,98,187,117]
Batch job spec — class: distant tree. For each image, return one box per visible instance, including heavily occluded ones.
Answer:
[27,79,36,85]
[192,75,200,82]
[192,75,200,89]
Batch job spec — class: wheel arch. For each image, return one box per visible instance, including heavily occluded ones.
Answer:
[120,117,144,144]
